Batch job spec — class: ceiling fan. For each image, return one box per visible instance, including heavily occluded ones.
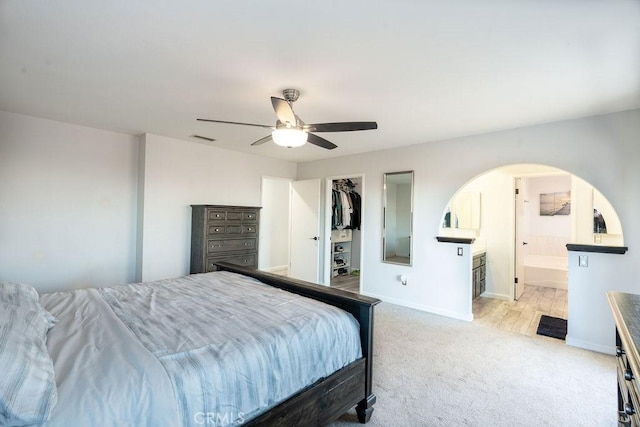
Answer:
[197,89,377,150]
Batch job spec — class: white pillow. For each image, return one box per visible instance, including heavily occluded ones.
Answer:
[0,282,58,328]
[0,284,58,425]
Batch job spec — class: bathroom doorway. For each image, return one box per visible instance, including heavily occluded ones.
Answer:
[441,163,623,338]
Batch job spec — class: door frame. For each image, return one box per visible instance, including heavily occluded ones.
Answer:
[513,177,526,300]
[323,174,365,289]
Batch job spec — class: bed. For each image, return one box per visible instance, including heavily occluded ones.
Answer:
[0,262,379,426]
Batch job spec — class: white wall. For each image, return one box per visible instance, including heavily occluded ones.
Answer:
[0,113,297,289]
[567,250,629,354]
[259,177,291,271]
[526,175,572,239]
[572,175,597,244]
[298,109,640,336]
[0,111,139,292]
[138,133,297,282]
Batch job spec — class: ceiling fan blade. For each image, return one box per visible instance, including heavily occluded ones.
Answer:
[197,118,273,129]
[270,97,297,126]
[250,134,272,146]
[307,133,337,150]
[304,122,378,132]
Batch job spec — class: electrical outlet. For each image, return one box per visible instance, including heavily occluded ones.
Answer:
[457,247,463,256]
[579,255,589,267]
[400,275,407,285]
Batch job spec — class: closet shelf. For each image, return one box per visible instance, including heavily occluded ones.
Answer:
[331,229,352,276]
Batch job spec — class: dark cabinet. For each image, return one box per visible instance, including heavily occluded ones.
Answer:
[608,292,640,426]
[190,205,261,273]
[472,252,486,299]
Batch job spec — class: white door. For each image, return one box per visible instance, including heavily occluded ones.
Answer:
[289,179,321,283]
[514,178,526,300]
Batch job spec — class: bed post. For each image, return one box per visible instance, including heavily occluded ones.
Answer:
[356,304,376,423]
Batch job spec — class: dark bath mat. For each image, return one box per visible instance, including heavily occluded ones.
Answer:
[536,315,567,340]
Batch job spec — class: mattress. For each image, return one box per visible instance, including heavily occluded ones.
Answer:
[35,271,362,426]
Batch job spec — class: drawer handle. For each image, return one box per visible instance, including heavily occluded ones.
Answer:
[617,347,626,357]
[626,402,635,415]
[215,228,220,232]
[625,368,634,381]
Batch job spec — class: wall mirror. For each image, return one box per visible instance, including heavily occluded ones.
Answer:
[442,191,481,230]
[383,171,414,265]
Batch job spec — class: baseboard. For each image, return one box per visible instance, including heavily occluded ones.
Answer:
[524,280,568,290]
[480,292,510,301]
[566,335,615,355]
[361,291,473,322]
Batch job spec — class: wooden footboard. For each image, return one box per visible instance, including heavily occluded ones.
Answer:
[214,262,380,425]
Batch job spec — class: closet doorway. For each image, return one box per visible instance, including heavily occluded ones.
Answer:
[325,175,364,294]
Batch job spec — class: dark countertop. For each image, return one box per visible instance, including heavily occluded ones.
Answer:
[608,292,640,376]
[567,244,628,254]
[436,236,475,244]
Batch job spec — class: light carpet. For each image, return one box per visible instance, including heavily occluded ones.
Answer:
[331,302,616,427]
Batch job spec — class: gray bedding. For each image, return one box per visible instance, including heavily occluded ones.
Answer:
[39,271,362,426]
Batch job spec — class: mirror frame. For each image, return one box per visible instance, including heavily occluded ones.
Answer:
[382,171,414,266]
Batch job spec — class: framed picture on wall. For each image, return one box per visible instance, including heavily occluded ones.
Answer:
[540,191,571,216]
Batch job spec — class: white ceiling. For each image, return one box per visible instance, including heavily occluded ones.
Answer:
[1,1,639,162]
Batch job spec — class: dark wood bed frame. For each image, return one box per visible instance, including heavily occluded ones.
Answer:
[214,262,380,426]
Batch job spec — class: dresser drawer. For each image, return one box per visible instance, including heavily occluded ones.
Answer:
[616,340,640,426]
[206,253,257,272]
[208,225,226,235]
[208,224,258,236]
[627,379,640,426]
[224,210,258,222]
[224,225,243,234]
[207,209,227,223]
[207,238,256,253]
[242,211,258,222]
[242,224,257,234]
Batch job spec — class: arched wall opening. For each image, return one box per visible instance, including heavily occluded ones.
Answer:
[438,163,624,302]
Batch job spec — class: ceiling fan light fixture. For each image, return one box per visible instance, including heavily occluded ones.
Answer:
[272,128,307,148]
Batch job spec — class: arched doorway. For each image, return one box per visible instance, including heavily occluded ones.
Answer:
[439,163,624,338]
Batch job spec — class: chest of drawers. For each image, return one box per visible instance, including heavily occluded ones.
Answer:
[608,292,640,426]
[190,205,261,273]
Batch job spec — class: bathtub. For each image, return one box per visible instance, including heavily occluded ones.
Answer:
[523,254,568,289]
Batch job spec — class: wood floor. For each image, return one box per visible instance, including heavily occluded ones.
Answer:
[473,284,568,338]
[267,266,361,294]
[330,274,360,293]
